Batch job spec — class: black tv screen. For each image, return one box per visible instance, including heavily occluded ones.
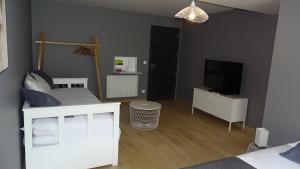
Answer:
[204,59,243,95]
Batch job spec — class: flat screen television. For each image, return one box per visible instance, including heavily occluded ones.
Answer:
[204,59,243,95]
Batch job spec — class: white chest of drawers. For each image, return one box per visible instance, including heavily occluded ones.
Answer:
[192,88,248,131]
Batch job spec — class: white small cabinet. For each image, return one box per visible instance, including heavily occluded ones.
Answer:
[192,88,248,131]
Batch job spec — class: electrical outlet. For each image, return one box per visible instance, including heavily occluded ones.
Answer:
[143,61,147,65]
[142,89,146,94]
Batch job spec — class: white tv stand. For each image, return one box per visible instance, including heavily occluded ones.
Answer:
[192,88,248,131]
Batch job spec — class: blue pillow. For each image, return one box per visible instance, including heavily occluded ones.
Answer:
[21,87,62,107]
[280,143,300,164]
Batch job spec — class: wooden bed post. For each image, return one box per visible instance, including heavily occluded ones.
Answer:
[37,32,46,70]
[92,36,103,101]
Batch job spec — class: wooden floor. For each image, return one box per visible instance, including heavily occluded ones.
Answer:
[97,100,254,169]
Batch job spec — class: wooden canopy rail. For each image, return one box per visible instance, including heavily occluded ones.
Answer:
[35,40,100,47]
[36,32,103,101]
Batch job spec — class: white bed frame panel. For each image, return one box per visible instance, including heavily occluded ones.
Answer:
[23,78,121,169]
[52,78,88,88]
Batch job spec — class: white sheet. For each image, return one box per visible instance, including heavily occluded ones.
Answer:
[238,143,300,169]
[32,88,114,146]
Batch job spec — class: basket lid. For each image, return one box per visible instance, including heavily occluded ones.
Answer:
[130,101,161,110]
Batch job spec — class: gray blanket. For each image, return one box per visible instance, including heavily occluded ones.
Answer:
[182,157,256,169]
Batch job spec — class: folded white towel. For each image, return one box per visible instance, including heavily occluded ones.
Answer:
[32,118,58,137]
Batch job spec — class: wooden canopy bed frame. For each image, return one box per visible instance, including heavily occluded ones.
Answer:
[35,32,103,101]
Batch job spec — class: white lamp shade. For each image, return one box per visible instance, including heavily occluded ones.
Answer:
[175,0,209,23]
[255,128,269,147]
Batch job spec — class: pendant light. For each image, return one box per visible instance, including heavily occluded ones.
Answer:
[175,0,209,23]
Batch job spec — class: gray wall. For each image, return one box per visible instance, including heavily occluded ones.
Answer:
[0,0,32,169]
[177,10,277,127]
[31,0,180,99]
[263,0,300,146]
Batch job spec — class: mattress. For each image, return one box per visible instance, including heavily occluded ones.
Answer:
[50,88,101,105]
[32,88,115,146]
[238,142,300,169]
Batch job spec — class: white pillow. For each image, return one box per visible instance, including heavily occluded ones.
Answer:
[31,73,51,91]
[24,73,51,93]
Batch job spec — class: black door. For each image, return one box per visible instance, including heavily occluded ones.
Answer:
[147,26,180,100]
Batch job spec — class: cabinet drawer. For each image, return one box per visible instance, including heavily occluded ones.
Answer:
[193,89,210,113]
[211,95,233,121]
[231,99,248,122]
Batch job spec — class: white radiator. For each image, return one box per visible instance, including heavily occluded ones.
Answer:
[106,75,138,98]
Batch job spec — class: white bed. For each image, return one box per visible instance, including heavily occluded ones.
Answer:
[23,78,121,169]
[238,142,300,169]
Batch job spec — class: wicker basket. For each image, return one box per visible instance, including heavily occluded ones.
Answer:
[129,101,161,130]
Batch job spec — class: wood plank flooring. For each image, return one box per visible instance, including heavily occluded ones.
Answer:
[97,100,254,169]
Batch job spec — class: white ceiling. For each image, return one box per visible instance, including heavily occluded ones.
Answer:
[56,0,280,17]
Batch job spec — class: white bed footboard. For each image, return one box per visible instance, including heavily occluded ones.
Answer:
[23,102,121,169]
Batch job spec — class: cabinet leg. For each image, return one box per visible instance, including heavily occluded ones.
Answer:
[192,107,194,114]
[242,121,246,129]
[228,122,232,132]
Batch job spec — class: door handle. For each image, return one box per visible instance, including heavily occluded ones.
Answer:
[150,64,158,70]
